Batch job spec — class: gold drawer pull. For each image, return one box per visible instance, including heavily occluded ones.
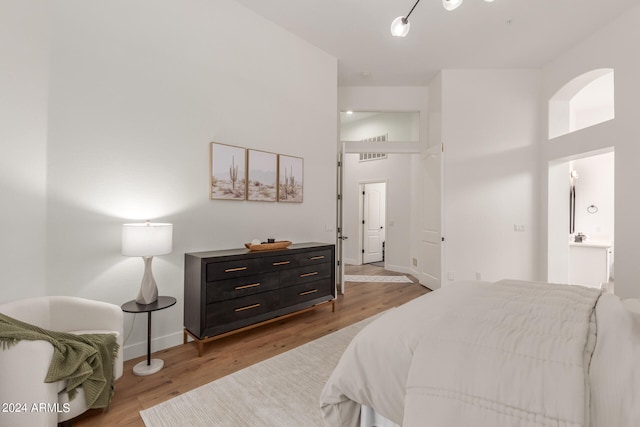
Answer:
[225,266,248,273]
[300,271,318,278]
[235,303,260,312]
[300,289,318,296]
[272,261,291,266]
[309,256,325,260]
[235,283,260,290]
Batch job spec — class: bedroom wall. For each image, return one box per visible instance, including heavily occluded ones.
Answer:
[4,0,338,360]
[0,0,49,301]
[441,69,541,284]
[540,3,640,298]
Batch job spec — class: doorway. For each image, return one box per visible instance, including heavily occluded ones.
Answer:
[361,181,387,265]
[547,148,614,290]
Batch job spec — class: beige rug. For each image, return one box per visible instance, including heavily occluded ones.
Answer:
[345,274,413,283]
[139,314,382,427]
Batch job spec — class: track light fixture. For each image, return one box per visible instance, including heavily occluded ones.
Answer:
[391,0,496,37]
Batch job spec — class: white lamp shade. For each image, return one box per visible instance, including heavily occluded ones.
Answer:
[390,16,410,37]
[442,0,463,11]
[122,223,173,257]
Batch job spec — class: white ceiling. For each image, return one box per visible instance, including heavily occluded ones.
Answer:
[234,0,637,86]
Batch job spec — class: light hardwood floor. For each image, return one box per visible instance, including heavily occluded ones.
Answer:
[74,265,430,426]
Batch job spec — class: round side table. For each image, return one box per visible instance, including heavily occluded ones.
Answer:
[121,296,176,376]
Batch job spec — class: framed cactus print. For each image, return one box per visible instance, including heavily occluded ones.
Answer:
[247,149,277,202]
[277,155,303,203]
[210,142,247,200]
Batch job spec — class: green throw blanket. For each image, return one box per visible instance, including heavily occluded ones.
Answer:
[0,313,119,409]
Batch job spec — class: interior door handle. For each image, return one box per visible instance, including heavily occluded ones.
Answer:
[340,236,349,240]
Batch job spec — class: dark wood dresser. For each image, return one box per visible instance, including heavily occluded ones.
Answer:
[183,242,335,356]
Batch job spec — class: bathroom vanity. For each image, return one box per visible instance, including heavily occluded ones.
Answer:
[568,241,612,288]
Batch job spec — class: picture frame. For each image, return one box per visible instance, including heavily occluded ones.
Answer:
[247,149,278,202]
[278,154,304,203]
[210,142,247,200]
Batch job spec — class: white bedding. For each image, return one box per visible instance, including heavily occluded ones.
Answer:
[320,280,640,427]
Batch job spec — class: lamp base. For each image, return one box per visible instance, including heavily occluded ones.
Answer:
[133,359,164,376]
[136,256,158,304]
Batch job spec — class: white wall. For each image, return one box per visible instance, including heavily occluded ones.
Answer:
[3,0,338,360]
[342,153,414,272]
[571,152,615,243]
[441,70,541,284]
[540,3,640,298]
[0,0,49,301]
[341,112,419,142]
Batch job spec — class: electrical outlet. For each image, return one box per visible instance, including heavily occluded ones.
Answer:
[475,272,482,280]
[412,258,418,267]
[447,271,455,281]
[514,224,525,232]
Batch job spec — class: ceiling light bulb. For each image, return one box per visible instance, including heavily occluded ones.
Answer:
[390,16,410,37]
[484,0,495,2]
[442,0,463,11]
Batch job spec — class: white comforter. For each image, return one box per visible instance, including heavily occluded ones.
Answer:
[320,280,640,427]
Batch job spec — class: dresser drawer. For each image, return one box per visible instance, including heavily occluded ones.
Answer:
[298,249,332,266]
[206,258,262,281]
[280,262,332,287]
[280,279,332,307]
[259,253,299,271]
[206,272,279,304]
[205,290,279,326]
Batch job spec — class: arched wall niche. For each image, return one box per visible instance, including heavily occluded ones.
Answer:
[548,68,615,139]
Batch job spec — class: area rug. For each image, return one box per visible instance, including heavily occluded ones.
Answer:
[139,314,383,427]
[344,274,413,283]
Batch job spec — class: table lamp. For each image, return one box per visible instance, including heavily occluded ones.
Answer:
[122,221,173,304]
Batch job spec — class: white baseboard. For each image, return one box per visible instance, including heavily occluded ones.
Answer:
[384,264,412,275]
[123,330,184,361]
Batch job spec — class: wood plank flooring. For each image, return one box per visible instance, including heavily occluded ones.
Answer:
[73,265,430,426]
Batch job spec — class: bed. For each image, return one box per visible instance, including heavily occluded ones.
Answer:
[320,279,640,427]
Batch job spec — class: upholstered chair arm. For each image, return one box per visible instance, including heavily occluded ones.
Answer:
[0,340,59,427]
[47,296,123,335]
[48,296,124,379]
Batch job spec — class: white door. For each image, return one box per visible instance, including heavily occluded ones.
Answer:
[420,145,442,289]
[362,182,386,264]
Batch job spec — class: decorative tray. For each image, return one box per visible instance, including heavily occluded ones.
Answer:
[244,240,292,251]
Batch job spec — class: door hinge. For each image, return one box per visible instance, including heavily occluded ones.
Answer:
[338,161,342,167]
[441,237,445,242]
[441,143,444,153]
[337,194,341,200]
[362,249,365,254]
[362,220,365,224]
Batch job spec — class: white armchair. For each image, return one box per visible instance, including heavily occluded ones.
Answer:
[0,296,124,427]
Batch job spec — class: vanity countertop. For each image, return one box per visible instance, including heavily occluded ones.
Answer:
[569,241,611,249]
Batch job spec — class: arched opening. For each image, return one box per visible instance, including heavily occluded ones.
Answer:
[548,69,615,139]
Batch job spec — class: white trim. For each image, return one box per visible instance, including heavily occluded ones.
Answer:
[123,330,184,361]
